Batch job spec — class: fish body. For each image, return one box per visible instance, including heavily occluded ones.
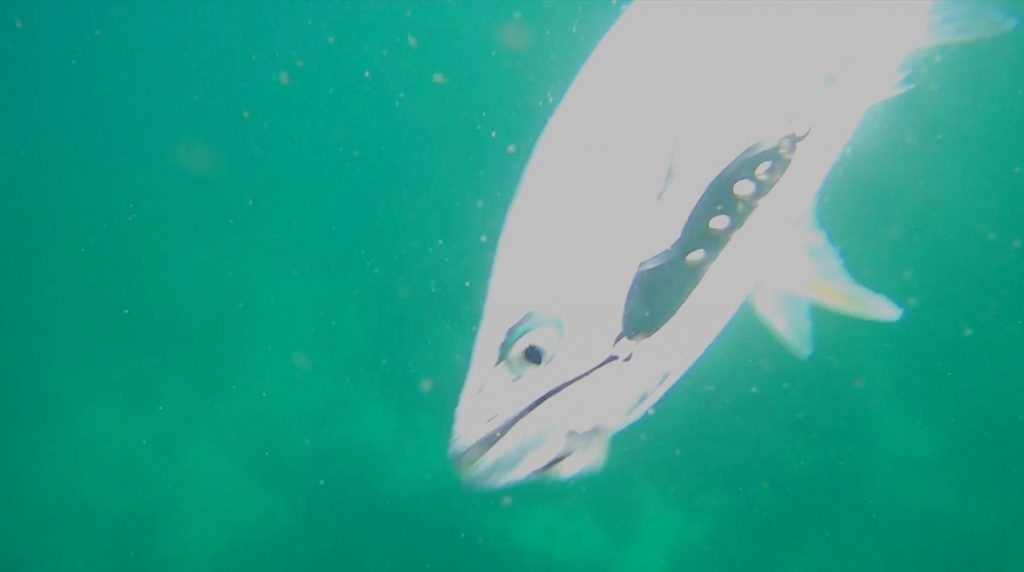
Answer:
[450,1,1015,489]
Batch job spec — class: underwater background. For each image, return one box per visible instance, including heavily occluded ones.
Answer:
[2,1,1023,570]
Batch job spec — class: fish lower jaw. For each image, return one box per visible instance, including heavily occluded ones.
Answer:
[543,428,611,481]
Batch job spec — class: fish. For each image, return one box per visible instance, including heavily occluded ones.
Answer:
[449,1,1016,489]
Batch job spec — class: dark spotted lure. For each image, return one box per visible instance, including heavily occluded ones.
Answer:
[622,131,808,340]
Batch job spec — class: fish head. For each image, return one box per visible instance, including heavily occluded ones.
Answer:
[447,178,667,489]
[449,300,646,489]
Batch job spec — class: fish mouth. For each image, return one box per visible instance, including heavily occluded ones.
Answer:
[451,436,567,490]
[451,355,620,488]
[452,426,610,489]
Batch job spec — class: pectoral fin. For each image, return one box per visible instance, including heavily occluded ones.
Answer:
[750,287,814,359]
[751,214,902,357]
[803,272,904,322]
[792,219,903,322]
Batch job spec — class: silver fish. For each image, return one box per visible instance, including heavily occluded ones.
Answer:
[450,1,1015,489]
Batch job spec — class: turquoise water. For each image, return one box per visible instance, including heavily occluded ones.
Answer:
[2,2,1022,570]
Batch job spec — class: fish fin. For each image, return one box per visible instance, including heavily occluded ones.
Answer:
[767,214,903,323]
[751,215,901,357]
[750,287,814,359]
[927,1,1017,47]
[800,220,903,322]
[802,273,904,323]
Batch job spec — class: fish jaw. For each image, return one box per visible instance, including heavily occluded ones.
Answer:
[452,426,612,490]
[450,349,636,489]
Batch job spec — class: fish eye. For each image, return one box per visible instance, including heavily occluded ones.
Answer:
[497,313,563,378]
[523,344,544,365]
[505,335,555,376]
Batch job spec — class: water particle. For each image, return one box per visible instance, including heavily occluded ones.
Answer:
[432,72,447,85]
[419,378,434,394]
[292,351,312,373]
[496,18,532,53]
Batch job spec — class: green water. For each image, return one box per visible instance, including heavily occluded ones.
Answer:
[2,2,1022,571]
